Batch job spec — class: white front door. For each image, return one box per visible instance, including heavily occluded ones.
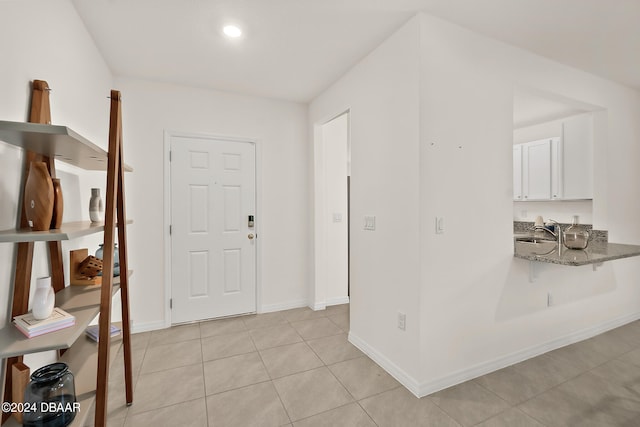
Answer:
[170,135,256,323]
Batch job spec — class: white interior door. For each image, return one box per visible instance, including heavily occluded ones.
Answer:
[170,135,256,323]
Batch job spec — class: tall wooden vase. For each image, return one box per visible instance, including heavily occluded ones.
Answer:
[24,162,54,231]
[50,178,63,229]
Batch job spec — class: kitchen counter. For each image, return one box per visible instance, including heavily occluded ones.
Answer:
[514,239,640,266]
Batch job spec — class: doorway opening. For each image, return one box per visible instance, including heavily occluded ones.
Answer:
[313,111,351,309]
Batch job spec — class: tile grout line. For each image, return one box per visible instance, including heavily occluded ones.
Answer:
[126,307,350,424]
[355,400,381,427]
[246,322,294,425]
[422,395,466,427]
[353,385,409,427]
[293,306,380,426]
[196,322,211,427]
[119,336,150,424]
[513,344,636,409]
[278,310,360,424]
[507,344,639,427]
[123,396,206,424]
[471,363,572,427]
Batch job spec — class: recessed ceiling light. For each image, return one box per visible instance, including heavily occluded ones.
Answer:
[223,25,242,38]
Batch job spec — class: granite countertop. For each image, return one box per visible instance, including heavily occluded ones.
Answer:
[514,239,640,266]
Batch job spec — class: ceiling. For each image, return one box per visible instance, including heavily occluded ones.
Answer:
[71,0,640,103]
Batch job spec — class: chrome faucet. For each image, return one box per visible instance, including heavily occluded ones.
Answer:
[547,219,563,249]
[530,219,563,249]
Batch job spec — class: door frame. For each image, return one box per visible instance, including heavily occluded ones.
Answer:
[312,108,351,310]
[163,130,262,327]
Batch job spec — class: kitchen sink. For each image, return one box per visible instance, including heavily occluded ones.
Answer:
[515,237,556,244]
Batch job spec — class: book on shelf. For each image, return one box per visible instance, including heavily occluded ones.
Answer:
[13,307,75,338]
[85,324,121,342]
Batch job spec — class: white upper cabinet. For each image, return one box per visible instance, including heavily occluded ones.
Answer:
[513,113,593,201]
[522,138,553,200]
[550,137,563,200]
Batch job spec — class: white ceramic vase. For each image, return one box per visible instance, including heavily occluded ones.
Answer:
[32,277,55,320]
[89,188,104,223]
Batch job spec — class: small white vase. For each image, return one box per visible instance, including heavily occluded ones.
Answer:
[32,277,55,320]
[89,188,104,223]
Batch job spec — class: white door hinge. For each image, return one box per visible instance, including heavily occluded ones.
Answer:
[169,225,172,235]
[170,298,173,309]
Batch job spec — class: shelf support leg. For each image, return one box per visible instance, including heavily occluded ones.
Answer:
[117,121,134,406]
[95,90,123,427]
[2,80,54,423]
[1,242,33,423]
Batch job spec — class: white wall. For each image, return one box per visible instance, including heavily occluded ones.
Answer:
[311,11,640,397]
[0,0,114,371]
[418,12,640,393]
[113,77,309,328]
[1,1,309,337]
[310,17,423,386]
[322,113,349,305]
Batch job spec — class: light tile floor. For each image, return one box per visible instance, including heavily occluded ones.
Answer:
[87,305,640,426]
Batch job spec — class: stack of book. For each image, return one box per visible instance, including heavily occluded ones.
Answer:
[85,324,121,342]
[13,308,75,338]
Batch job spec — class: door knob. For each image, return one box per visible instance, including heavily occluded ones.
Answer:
[248,233,255,240]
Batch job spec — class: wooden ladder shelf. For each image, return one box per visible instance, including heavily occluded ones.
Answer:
[0,82,133,427]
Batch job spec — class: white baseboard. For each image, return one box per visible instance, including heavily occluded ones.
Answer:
[326,296,350,306]
[131,300,313,332]
[313,296,349,311]
[348,332,422,398]
[313,301,326,311]
[349,311,640,398]
[260,299,309,314]
[131,320,166,334]
[417,310,640,397]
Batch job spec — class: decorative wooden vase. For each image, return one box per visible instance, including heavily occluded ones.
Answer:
[24,162,54,231]
[50,178,63,229]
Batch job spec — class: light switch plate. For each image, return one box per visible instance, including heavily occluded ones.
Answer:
[436,217,444,234]
[397,312,406,331]
[333,213,343,223]
[364,215,376,231]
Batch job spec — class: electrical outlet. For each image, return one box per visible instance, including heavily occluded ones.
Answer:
[397,312,406,331]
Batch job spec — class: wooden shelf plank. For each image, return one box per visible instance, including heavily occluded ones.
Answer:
[0,220,132,243]
[0,121,132,172]
[3,325,123,427]
[0,282,123,359]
